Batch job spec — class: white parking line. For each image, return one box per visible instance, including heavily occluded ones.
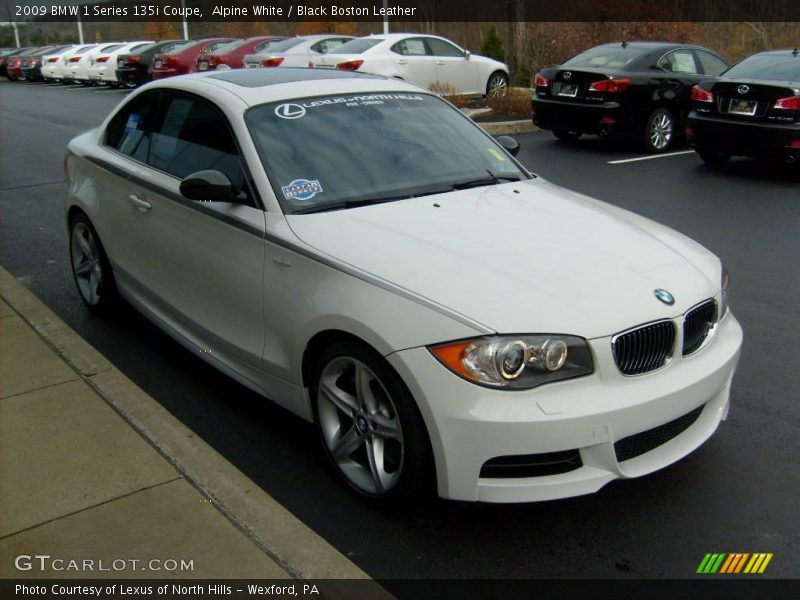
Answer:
[608,150,695,164]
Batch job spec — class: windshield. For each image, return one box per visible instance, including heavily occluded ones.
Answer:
[724,53,800,81]
[330,38,383,55]
[246,93,528,214]
[564,46,649,69]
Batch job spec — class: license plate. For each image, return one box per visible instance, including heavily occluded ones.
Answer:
[557,83,578,97]
[198,61,208,71]
[154,60,162,69]
[117,59,124,68]
[729,98,757,116]
[246,63,259,69]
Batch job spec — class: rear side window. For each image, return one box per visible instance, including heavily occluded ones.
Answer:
[105,91,162,164]
[657,50,699,74]
[695,50,728,76]
[310,38,352,54]
[392,38,429,56]
[332,38,382,54]
[147,92,248,196]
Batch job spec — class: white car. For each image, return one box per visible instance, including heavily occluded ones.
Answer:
[57,44,100,82]
[65,69,742,504]
[242,35,355,69]
[87,40,155,86]
[65,43,124,84]
[310,33,509,96]
[41,45,82,82]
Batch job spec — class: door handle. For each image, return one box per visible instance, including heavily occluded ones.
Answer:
[128,194,152,212]
[436,61,446,66]
[396,59,407,65]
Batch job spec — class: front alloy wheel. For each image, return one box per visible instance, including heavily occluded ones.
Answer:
[486,71,508,97]
[644,108,674,152]
[313,342,432,502]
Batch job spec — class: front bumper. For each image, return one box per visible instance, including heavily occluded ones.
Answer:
[688,112,800,159]
[387,309,743,503]
[533,96,629,136]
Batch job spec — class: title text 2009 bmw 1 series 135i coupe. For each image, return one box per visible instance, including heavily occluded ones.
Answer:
[65,68,742,503]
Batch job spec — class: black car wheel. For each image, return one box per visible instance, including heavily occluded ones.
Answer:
[697,148,731,167]
[311,339,434,504]
[69,213,118,314]
[552,129,582,142]
[643,107,675,153]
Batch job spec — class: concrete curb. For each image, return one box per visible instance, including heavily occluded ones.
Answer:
[0,267,388,596]
[477,120,539,135]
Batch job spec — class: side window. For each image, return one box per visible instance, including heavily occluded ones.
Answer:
[426,38,465,58]
[147,93,248,198]
[657,50,699,74]
[391,38,429,57]
[104,90,161,164]
[695,50,728,76]
[311,38,349,54]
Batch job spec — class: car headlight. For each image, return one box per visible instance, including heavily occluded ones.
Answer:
[429,335,593,390]
[719,265,730,320]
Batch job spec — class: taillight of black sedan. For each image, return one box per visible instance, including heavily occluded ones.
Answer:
[533,41,729,152]
[687,49,800,167]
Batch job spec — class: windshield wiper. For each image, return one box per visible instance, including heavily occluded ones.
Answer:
[449,170,521,190]
[291,190,440,214]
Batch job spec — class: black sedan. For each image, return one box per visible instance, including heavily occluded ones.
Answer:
[115,40,183,87]
[687,49,800,167]
[533,42,729,152]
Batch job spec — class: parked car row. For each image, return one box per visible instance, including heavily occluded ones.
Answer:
[533,42,800,165]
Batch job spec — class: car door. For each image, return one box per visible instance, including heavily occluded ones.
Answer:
[389,37,438,88]
[121,90,267,368]
[655,48,707,110]
[427,37,479,94]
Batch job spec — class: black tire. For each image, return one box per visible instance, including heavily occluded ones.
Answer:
[68,213,118,314]
[552,129,582,142]
[486,71,508,97]
[310,339,434,504]
[643,107,675,153]
[697,148,731,167]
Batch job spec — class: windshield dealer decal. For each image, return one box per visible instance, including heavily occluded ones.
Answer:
[274,94,425,120]
[282,179,323,201]
[275,103,307,119]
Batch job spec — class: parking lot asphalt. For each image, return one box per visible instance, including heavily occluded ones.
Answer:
[1,80,798,580]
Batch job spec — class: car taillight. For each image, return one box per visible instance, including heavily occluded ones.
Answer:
[774,95,800,110]
[533,73,548,87]
[308,60,315,68]
[336,60,363,71]
[690,85,714,103]
[261,57,284,67]
[124,55,141,65]
[69,56,81,63]
[96,56,109,63]
[47,57,58,63]
[165,56,179,65]
[588,77,630,94]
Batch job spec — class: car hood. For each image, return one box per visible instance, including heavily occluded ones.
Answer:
[286,179,721,339]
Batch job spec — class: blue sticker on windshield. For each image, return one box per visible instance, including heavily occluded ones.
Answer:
[282,179,323,201]
[124,114,141,134]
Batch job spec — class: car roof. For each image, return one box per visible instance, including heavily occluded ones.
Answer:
[142,67,426,107]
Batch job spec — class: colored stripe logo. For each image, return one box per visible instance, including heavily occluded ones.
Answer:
[697,553,773,574]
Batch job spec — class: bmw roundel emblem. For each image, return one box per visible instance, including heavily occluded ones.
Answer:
[563,71,572,80]
[654,289,675,305]
[737,84,750,95]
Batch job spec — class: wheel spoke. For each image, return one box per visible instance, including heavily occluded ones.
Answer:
[331,427,363,461]
[319,373,358,416]
[365,437,385,493]
[355,364,377,413]
[74,260,92,277]
[76,229,93,258]
[88,272,100,304]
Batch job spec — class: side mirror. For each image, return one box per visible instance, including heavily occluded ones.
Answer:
[179,170,240,202]
[464,50,471,61]
[496,135,520,157]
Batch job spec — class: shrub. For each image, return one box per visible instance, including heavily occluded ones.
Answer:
[486,86,533,118]
[480,25,506,63]
[428,82,472,108]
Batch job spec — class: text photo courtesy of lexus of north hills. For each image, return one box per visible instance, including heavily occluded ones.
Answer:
[0,1,798,599]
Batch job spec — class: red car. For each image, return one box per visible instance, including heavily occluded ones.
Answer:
[5,47,51,80]
[195,36,285,71]
[152,37,234,79]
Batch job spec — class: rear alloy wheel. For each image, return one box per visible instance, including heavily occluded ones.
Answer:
[643,108,675,153]
[69,214,117,313]
[312,341,433,503]
[552,129,582,142]
[486,71,508,97]
[697,148,731,167]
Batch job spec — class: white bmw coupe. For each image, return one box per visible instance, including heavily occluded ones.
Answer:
[65,68,742,503]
